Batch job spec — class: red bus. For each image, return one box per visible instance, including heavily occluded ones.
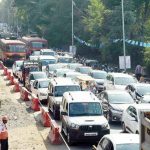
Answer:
[21,36,48,57]
[0,39,26,65]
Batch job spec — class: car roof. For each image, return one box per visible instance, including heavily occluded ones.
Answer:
[105,90,129,95]
[129,104,150,110]
[103,134,139,144]
[129,83,150,87]
[35,78,50,82]
[90,70,107,73]
[108,73,133,78]
[50,77,79,86]
[64,91,100,103]
[78,66,92,69]
[38,55,56,59]
[40,49,54,52]
[30,71,46,75]
[47,63,68,68]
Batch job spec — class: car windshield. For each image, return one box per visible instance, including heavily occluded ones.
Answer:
[29,67,39,72]
[93,72,107,79]
[33,73,47,80]
[8,45,25,52]
[116,143,139,150]
[69,102,102,116]
[80,68,92,74]
[136,85,150,96]
[58,58,73,63]
[39,81,49,88]
[108,93,134,104]
[41,59,56,66]
[115,77,136,85]
[31,42,47,48]
[32,51,40,56]
[42,52,55,56]
[54,85,80,97]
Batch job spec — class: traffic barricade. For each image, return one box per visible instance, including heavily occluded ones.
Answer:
[13,81,20,92]
[40,106,51,127]
[48,120,62,145]
[31,94,40,111]
[6,72,11,80]
[20,87,30,101]
[9,75,15,85]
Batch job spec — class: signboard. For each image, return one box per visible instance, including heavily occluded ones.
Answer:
[69,45,76,56]
[119,56,131,69]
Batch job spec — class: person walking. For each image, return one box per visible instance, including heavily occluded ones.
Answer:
[0,116,9,150]
[135,65,143,81]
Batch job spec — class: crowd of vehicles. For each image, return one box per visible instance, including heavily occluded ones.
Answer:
[1,33,150,148]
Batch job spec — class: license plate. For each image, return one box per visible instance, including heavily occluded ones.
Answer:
[84,132,98,136]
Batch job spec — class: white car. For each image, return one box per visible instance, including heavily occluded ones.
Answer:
[31,79,50,103]
[67,63,83,70]
[94,134,139,150]
[106,73,137,90]
[122,104,150,134]
[76,66,92,75]
[40,49,56,56]
[12,60,23,77]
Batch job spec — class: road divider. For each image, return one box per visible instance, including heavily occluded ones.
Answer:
[31,94,40,111]
[9,75,15,85]
[13,81,20,92]
[3,66,8,76]
[6,72,11,80]
[0,61,4,69]
[20,86,30,101]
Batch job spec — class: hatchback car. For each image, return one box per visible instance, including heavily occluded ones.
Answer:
[105,73,137,90]
[12,60,24,77]
[93,134,139,150]
[122,104,150,133]
[76,66,92,75]
[98,90,135,122]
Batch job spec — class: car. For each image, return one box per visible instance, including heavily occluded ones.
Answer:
[40,49,57,56]
[97,90,135,122]
[29,51,41,61]
[47,77,81,120]
[45,63,68,77]
[25,71,47,91]
[12,60,23,77]
[76,66,92,75]
[31,78,50,103]
[125,83,150,101]
[85,59,99,68]
[57,55,73,63]
[122,103,150,134]
[105,73,137,90]
[61,91,110,145]
[140,94,150,103]
[38,55,57,71]
[89,70,107,93]
[93,133,139,150]
[67,63,83,70]
[64,71,82,80]
[53,68,73,77]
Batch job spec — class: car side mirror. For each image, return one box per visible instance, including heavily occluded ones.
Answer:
[61,111,68,116]
[48,93,53,96]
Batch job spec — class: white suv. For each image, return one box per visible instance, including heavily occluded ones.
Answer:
[47,77,81,120]
[61,91,110,145]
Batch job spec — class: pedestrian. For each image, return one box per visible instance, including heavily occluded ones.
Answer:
[0,116,9,150]
[135,65,143,81]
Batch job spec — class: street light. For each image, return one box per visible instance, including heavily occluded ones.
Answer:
[121,0,126,71]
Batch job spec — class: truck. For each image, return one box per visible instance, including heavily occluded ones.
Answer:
[140,111,150,150]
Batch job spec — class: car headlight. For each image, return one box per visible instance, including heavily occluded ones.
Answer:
[40,93,47,96]
[70,123,79,130]
[101,123,109,129]
[111,108,123,114]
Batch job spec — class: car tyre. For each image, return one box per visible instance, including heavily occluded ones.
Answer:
[122,122,127,133]
[67,131,73,146]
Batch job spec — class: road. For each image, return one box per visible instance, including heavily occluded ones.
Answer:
[0,68,122,150]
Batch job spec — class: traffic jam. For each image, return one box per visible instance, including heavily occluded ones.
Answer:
[0,36,150,150]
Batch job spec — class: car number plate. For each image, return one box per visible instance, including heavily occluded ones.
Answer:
[84,132,98,136]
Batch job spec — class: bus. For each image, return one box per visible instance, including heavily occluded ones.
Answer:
[0,39,26,65]
[21,36,48,58]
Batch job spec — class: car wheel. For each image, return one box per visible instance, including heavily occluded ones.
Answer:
[122,122,127,133]
[67,131,73,146]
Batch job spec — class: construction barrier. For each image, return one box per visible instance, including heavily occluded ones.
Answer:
[20,87,30,101]
[31,94,40,111]
[3,67,8,76]
[48,120,62,145]
[6,72,11,80]
[40,107,51,127]
[13,81,20,92]
[9,76,15,85]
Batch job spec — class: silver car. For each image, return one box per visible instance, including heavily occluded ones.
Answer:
[97,90,135,122]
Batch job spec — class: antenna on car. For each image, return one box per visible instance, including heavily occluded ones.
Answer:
[69,92,74,100]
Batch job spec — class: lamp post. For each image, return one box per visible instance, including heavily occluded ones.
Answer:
[121,0,126,71]
[72,0,74,46]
